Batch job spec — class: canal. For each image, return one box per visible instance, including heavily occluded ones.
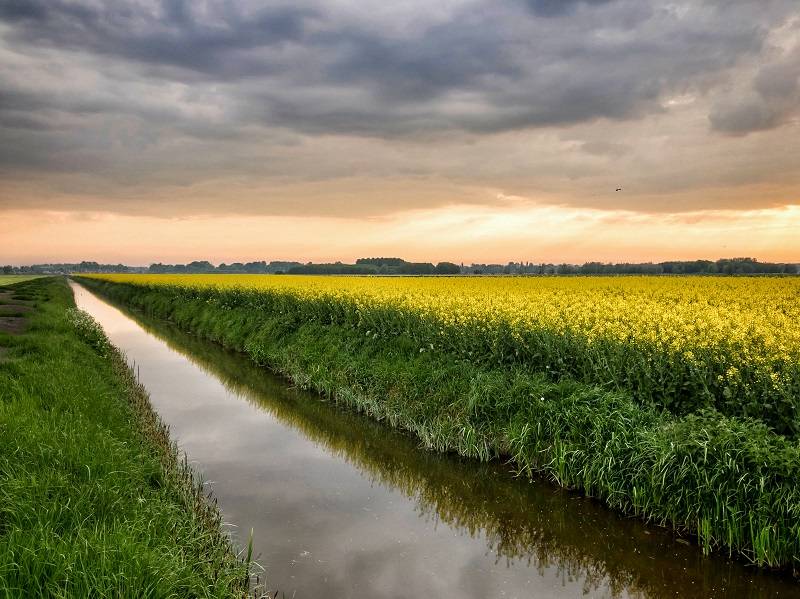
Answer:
[70,281,798,598]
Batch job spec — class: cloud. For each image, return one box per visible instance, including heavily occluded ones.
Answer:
[709,96,783,134]
[580,141,631,157]
[0,0,315,78]
[1,0,791,137]
[0,0,799,219]
[710,41,800,135]
[522,0,615,18]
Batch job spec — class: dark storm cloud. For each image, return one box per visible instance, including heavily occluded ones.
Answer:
[0,0,315,78]
[523,0,615,18]
[2,0,792,135]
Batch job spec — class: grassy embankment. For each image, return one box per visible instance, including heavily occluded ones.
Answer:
[0,277,250,597]
[78,276,800,570]
[0,275,45,286]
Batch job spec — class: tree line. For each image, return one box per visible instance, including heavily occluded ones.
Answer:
[4,257,798,276]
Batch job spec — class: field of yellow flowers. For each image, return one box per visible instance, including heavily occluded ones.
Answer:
[87,274,800,435]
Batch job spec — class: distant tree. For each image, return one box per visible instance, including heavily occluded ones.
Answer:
[288,263,379,275]
[186,261,215,273]
[268,261,302,273]
[556,263,577,275]
[2,265,12,274]
[580,262,604,275]
[243,261,267,273]
[399,262,435,275]
[356,257,406,267]
[148,263,169,273]
[228,263,246,272]
[78,261,100,272]
[434,262,460,275]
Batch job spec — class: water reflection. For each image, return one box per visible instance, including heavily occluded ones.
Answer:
[73,283,800,599]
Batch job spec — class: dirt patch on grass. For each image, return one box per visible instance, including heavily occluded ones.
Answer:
[0,291,34,306]
[0,288,32,335]
[0,304,34,314]
[0,317,27,334]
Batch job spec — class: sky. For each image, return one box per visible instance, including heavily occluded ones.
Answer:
[1,0,799,265]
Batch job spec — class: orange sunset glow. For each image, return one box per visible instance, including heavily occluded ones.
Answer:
[1,1,799,265]
[3,203,800,265]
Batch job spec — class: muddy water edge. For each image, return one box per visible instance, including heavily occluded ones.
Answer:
[69,281,800,599]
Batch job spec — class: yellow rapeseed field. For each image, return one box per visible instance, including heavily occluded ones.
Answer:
[87,274,800,431]
[88,273,800,359]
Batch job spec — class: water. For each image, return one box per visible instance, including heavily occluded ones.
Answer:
[70,282,799,598]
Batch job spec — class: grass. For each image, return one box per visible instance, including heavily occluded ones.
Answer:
[0,278,250,597]
[0,275,45,286]
[79,276,800,570]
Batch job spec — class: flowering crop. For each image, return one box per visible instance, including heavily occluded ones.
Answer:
[85,274,800,434]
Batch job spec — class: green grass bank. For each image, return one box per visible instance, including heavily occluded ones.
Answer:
[0,277,249,597]
[0,275,45,286]
[78,277,800,571]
